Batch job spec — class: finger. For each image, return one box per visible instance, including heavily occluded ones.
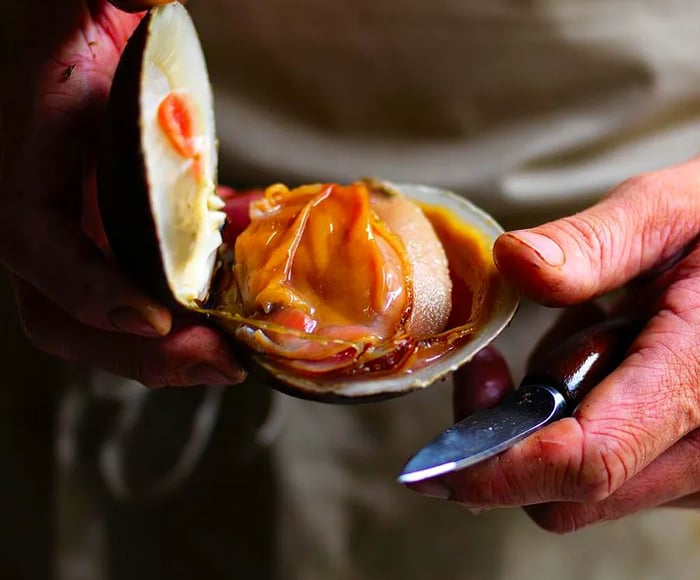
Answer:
[452,346,513,422]
[427,306,606,502]
[1,211,172,336]
[222,190,264,245]
[527,302,607,370]
[0,2,170,336]
[611,243,698,320]
[524,427,700,533]
[665,492,700,509]
[420,247,700,507]
[407,347,512,501]
[217,185,238,200]
[493,158,700,306]
[2,1,142,161]
[15,278,244,387]
[109,0,178,12]
[454,305,604,423]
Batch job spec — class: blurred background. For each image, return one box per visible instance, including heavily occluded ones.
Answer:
[3,1,700,579]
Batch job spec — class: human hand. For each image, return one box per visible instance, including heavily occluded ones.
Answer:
[407,157,700,531]
[0,0,244,387]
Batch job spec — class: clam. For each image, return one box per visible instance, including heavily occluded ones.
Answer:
[98,2,519,402]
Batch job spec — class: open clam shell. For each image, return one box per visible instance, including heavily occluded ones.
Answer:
[98,2,519,402]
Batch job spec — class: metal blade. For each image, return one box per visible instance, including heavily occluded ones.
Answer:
[398,385,568,484]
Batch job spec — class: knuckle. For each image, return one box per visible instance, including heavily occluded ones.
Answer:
[612,171,676,214]
[632,312,700,428]
[109,356,189,389]
[615,171,699,260]
[547,169,699,294]
[659,278,700,328]
[614,172,659,199]
[654,341,700,423]
[70,299,100,328]
[557,213,611,259]
[577,459,617,503]
[578,421,644,502]
[525,420,589,503]
[528,504,595,535]
[548,212,618,292]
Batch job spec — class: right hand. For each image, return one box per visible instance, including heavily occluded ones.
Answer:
[0,0,245,387]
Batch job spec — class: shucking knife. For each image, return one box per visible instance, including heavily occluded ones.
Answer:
[398,316,643,484]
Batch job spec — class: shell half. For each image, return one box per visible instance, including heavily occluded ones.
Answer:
[240,181,520,401]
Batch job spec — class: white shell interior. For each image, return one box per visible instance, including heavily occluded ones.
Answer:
[140,3,225,305]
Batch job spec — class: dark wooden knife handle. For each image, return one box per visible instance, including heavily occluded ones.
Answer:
[521,317,644,409]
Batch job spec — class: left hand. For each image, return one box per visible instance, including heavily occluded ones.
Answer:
[406,157,700,532]
[0,0,245,387]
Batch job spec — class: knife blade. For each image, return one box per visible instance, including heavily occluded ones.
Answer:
[398,316,643,485]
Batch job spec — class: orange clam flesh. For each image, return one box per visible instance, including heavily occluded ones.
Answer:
[205,180,511,393]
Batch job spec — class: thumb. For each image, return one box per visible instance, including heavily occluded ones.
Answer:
[493,159,700,306]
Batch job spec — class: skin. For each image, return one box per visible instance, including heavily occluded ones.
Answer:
[410,164,700,531]
[4,0,700,531]
[0,0,243,386]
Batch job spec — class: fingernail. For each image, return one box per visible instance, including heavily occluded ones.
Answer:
[509,231,565,267]
[187,364,242,386]
[466,508,489,516]
[109,306,161,337]
[140,303,172,336]
[406,479,452,500]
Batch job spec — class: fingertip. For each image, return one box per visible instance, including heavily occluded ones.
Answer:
[108,302,172,337]
[140,302,172,336]
[494,231,578,306]
[222,190,264,245]
[404,478,453,501]
[494,233,556,299]
[453,346,513,421]
[500,231,565,268]
[217,185,236,200]
[165,322,247,385]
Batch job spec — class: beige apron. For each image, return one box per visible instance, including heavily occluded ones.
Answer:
[49,1,700,578]
[192,1,700,579]
[193,0,700,217]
